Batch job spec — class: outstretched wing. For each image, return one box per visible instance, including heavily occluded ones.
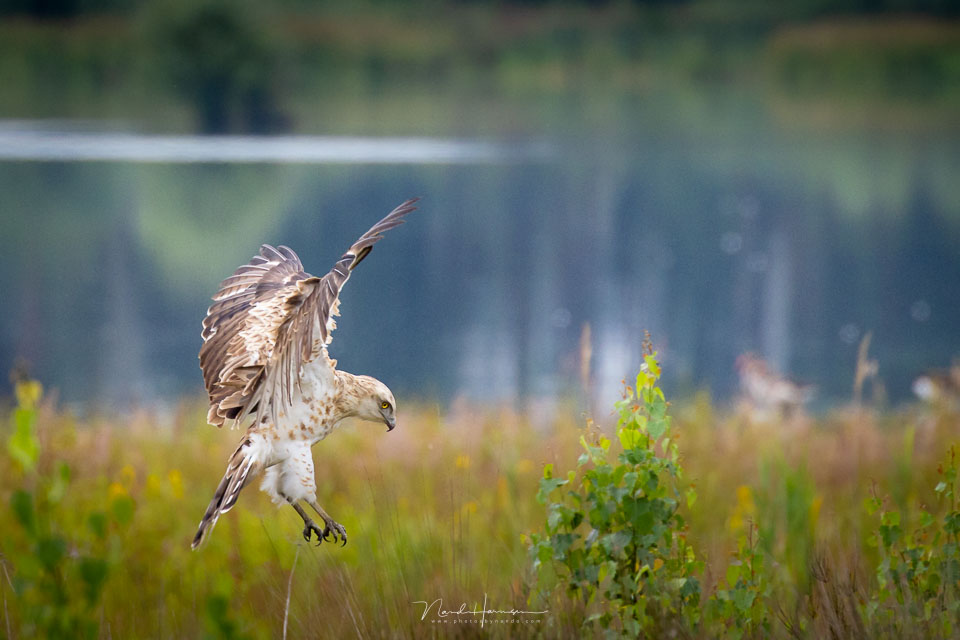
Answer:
[199,198,419,428]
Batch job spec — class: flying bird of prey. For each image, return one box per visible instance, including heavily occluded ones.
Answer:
[191,198,418,549]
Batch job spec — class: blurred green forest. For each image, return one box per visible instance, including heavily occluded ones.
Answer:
[1,0,958,134]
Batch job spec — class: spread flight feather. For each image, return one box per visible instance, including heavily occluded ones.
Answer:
[198,198,419,430]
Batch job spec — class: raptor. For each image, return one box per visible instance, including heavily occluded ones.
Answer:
[191,198,418,549]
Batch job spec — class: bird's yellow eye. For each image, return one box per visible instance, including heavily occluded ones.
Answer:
[381,402,390,410]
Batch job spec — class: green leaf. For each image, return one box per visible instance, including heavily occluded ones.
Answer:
[47,462,71,504]
[945,512,960,535]
[537,476,568,504]
[619,427,641,451]
[7,407,40,470]
[726,563,741,586]
[731,587,756,613]
[547,508,563,530]
[537,542,552,564]
[111,495,135,526]
[78,557,109,604]
[680,575,701,599]
[643,354,661,378]
[633,414,648,433]
[636,370,652,390]
[36,536,66,572]
[14,380,43,409]
[599,530,631,556]
[88,511,108,539]
[626,499,655,536]
[11,489,35,533]
[647,417,667,441]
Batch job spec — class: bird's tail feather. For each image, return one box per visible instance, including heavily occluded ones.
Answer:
[191,436,262,550]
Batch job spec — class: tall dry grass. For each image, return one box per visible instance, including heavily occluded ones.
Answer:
[1,384,958,638]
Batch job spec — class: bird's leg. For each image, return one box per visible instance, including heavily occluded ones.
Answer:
[308,499,348,547]
[291,502,324,545]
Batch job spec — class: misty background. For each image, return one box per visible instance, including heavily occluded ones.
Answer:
[1,0,958,410]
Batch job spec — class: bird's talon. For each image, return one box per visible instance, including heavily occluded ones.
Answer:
[321,521,348,547]
[303,520,324,544]
[333,523,348,546]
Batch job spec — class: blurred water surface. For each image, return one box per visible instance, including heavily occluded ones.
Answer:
[1,99,958,410]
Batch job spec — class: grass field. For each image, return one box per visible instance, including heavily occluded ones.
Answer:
[2,377,959,638]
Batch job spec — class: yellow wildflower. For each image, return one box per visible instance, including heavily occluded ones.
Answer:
[168,469,184,499]
[15,380,43,409]
[121,464,136,488]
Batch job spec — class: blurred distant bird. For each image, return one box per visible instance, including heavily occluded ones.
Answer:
[735,353,814,419]
[913,365,960,406]
[192,198,418,549]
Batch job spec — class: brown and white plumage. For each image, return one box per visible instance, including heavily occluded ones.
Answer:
[913,365,960,406]
[199,198,416,430]
[192,198,418,549]
[735,353,814,420]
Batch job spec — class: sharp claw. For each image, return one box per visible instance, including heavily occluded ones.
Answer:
[318,521,348,547]
[303,521,325,545]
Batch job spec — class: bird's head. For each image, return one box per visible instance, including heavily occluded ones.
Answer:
[353,375,397,432]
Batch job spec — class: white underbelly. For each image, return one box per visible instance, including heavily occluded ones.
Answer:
[268,359,337,447]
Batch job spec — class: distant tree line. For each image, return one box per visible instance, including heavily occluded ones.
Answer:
[3,0,959,20]
[2,0,955,134]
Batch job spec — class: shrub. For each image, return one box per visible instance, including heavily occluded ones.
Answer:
[863,445,960,638]
[3,380,129,640]
[703,520,774,639]
[528,349,702,637]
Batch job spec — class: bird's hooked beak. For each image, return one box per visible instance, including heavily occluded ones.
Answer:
[386,417,396,432]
